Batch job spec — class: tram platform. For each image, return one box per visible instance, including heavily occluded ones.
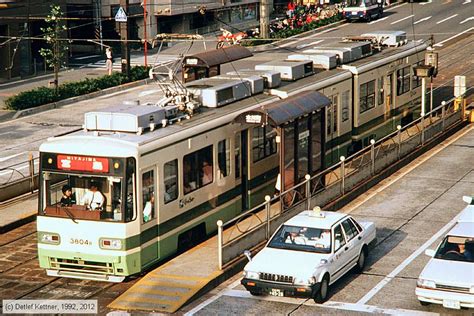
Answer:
[0,195,37,234]
[108,124,474,314]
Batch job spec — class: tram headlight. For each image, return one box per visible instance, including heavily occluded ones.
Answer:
[99,238,124,250]
[39,232,60,245]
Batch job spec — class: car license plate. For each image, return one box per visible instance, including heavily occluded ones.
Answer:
[269,289,283,297]
[443,299,460,309]
[352,11,357,15]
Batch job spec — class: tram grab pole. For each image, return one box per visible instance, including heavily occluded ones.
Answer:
[217,220,223,270]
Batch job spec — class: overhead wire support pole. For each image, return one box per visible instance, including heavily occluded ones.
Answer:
[143,0,148,67]
[120,0,131,80]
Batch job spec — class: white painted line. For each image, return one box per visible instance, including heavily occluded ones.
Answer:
[436,14,458,24]
[390,15,414,25]
[296,40,324,49]
[0,152,27,163]
[368,16,389,25]
[413,16,432,25]
[460,17,474,24]
[184,278,242,315]
[420,0,432,5]
[385,2,407,11]
[355,126,474,305]
[463,0,471,4]
[223,289,437,315]
[434,27,474,47]
[74,55,101,60]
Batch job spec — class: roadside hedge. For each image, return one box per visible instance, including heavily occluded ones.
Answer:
[5,66,150,111]
[271,13,342,39]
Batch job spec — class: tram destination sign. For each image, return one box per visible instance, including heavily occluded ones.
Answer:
[57,155,109,173]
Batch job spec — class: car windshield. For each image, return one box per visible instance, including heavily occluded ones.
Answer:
[434,235,474,263]
[267,225,331,253]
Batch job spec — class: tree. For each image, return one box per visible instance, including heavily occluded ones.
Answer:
[39,5,68,94]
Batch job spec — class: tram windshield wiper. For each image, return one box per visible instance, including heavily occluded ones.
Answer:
[62,207,78,224]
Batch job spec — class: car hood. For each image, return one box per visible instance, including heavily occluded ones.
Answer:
[420,258,474,287]
[244,247,328,279]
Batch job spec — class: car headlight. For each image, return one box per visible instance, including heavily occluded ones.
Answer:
[417,278,435,289]
[39,232,60,244]
[243,270,259,279]
[294,276,316,285]
[99,238,123,250]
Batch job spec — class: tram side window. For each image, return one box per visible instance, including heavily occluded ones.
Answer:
[164,159,178,204]
[252,126,276,162]
[360,80,375,114]
[342,90,350,122]
[378,77,384,106]
[142,170,154,223]
[218,139,230,178]
[183,145,213,194]
[412,62,422,89]
[397,66,410,96]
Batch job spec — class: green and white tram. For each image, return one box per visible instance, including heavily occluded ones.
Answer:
[37,34,427,282]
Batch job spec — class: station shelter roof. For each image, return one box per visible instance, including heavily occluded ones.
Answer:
[182,46,253,68]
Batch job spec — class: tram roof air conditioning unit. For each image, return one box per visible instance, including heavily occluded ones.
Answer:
[215,74,264,95]
[186,78,252,108]
[255,60,313,81]
[84,104,167,134]
[361,31,407,47]
[226,69,281,88]
[303,48,351,64]
[287,52,338,70]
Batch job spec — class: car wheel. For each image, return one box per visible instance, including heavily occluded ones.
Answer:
[250,291,261,296]
[313,275,329,303]
[355,248,366,273]
[419,300,430,306]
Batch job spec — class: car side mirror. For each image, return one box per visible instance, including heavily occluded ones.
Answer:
[425,249,435,257]
[244,250,252,262]
[463,196,473,204]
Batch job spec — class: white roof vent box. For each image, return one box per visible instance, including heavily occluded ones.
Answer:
[226,69,281,89]
[361,31,407,47]
[186,78,251,108]
[84,103,167,134]
[287,52,338,70]
[215,74,264,95]
[255,60,313,81]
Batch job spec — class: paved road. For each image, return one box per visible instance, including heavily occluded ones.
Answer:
[181,126,474,316]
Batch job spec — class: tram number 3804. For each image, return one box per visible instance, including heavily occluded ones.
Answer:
[69,238,92,246]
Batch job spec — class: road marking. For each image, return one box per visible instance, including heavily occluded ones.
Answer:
[278,23,348,48]
[368,16,389,25]
[296,40,324,49]
[436,14,458,24]
[419,0,432,5]
[434,27,474,47]
[74,55,101,60]
[0,152,26,163]
[413,16,432,25]
[183,278,242,315]
[223,290,437,315]
[460,17,474,24]
[385,2,407,11]
[355,126,474,305]
[390,15,414,25]
[462,0,471,4]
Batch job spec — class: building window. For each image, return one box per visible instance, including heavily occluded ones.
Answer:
[342,90,350,122]
[397,66,410,96]
[142,170,154,223]
[218,139,230,178]
[412,62,422,89]
[378,77,384,106]
[164,159,178,204]
[252,126,276,162]
[360,80,376,113]
[183,146,213,194]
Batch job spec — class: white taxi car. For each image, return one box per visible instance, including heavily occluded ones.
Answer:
[416,222,474,309]
[241,208,376,303]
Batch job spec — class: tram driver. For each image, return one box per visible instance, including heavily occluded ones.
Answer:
[81,182,105,211]
[60,184,76,207]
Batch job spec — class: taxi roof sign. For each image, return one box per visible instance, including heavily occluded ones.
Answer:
[115,7,127,22]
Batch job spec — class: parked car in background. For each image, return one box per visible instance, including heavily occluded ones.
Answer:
[241,208,376,303]
[416,222,474,309]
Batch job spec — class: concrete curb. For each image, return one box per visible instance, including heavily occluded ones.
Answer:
[0,78,153,123]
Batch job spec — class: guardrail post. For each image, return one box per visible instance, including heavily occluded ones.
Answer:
[370,139,375,175]
[397,125,402,160]
[305,174,311,210]
[340,156,345,195]
[441,101,446,130]
[265,195,271,240]
[217,220,223,270]
[28,152,35,193]
[421,116,425,146]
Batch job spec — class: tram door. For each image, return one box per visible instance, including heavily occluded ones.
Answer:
[240,130,249,211]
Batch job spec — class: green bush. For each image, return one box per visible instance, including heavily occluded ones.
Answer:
[271,13,342,40]
[5,66,150,111]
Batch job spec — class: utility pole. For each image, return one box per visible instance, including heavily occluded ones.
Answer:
[143,0,148,67]
[93,0,103,50]
[260,0,271,40]
[120,0,131,80]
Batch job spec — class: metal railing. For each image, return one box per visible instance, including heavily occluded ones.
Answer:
[0,153,39,202]
[217,92,472,269]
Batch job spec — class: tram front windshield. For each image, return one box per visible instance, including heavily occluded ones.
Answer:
[39,155,136,222]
